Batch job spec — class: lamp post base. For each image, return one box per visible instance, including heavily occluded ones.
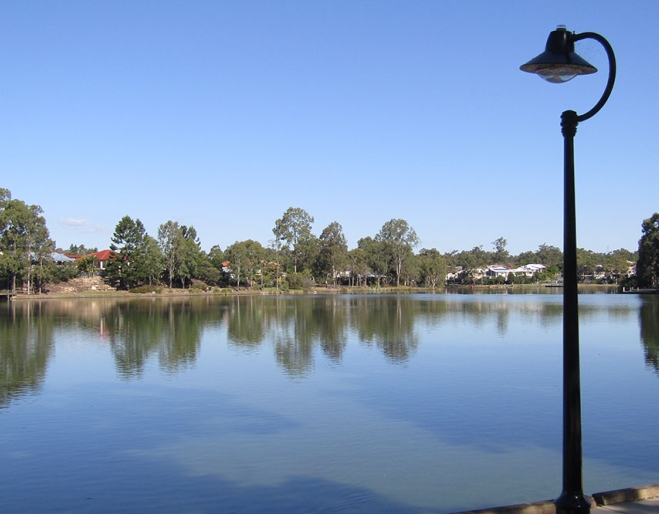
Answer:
[555,491,591,514]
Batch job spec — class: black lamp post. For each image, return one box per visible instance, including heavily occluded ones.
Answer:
[521,26,616,514]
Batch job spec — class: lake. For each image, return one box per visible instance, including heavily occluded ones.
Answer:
[1,293,658,513]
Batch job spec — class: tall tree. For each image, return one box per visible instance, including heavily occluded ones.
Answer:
[208,245,226,285]
[273,207,314,273]
[177,225,202,288]
[375,218,419,287]
[158,220,181,289]
[400,249,419,286]
[492,237,509,264]
[358,236,388,286]
[142,235,165,286]
[347,247,369,286]
[536,243,563,270]
[576,248,597,282]
[0,191,54,294]
[637,213,659,287]
[107,216,148,290]
[604,250,632,283]
[224,240,264,288]
[67,244,97,256]
[197,252,222,286]
[417,248,447,288]
[268,238,283,290]
[157,221,202,288]
[316,222,348,286]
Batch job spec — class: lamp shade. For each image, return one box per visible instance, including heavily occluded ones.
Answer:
[521,27,597,83]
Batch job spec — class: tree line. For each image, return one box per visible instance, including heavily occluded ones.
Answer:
[1,189,655,292]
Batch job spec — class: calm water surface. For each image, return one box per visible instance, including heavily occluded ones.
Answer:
[1,293,659,513]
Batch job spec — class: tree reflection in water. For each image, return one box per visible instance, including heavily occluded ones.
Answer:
[640,296,659,374]
[105,298,220,378]
[353,296,418,363]
[2,293,656,404]
[0,301,54,407]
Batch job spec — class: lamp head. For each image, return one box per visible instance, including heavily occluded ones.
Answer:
[521,26,597,83]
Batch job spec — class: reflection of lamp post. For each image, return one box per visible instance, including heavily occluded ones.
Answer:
[521,26,616,514]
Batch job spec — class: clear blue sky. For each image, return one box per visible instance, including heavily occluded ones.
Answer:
[2,1,657,255]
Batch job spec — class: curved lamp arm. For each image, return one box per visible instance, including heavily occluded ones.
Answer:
[573,32,616,123]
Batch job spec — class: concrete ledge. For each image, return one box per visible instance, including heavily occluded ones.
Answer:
[453,499,557,514]
[592,483,659,506]
[453,484,659,514]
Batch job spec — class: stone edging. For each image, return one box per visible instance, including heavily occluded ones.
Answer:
[592,483,659,506]
[452,499,571,514]
[452,483,659,514]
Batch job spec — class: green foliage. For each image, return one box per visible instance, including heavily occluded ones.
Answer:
[157,221,203,288]
[0,189,55,294]
[375,218,419,287]
[347,247,369,286]
[358,236,387,286]
[452,246,489,272]
[316,221,348,286]
[68,244,97,256]
[224,239,265,288]
[577,248,598,282]
[0,188,650,293]
[536,244,563,269]
[492,237,509,263]
[417,248,446,287]
[106,216,150,290]
[637,213,659,287]
[158,220,181,288]
[197,257,222,286]
[142,235,165,286]
[207,245,226,284]
[77,254,99,275]
[516,250,537,266]
[286,271,315,290]
[51,262,79,283]
[129,284,160,294]
[273,207,315,273]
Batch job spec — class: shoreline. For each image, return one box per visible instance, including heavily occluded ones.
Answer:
[5,283,624,301]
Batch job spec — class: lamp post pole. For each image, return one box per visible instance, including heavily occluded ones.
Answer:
[521,27,616,514]
[557,107,588,514]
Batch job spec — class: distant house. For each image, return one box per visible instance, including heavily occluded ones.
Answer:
[66,249,116,270]
[516,264,547,276]
[446,266,463,282]
[32,252,77,265]
[486,266,510,278]
[486,264,547,280]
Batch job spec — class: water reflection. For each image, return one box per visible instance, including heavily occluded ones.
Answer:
[0,294,652,405]
[1,293,658,513]
[352,296,418,363]
[227,296,266,349]
[0,302,54,407]
[106,300,209,378]
[640,296,659,374]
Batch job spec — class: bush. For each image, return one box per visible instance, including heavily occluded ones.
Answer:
[51,263,79,283]
[190,279,209,291]
[286,271,315,290]
[128,284,160,294]
[620,275,638,288]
